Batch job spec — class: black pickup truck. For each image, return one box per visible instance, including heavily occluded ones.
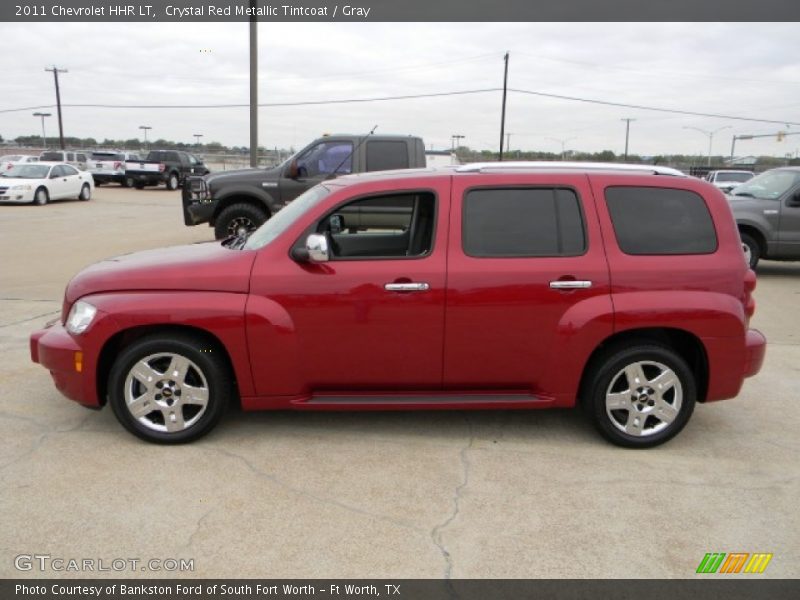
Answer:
[126,150,210,190]
[182,134,426,239]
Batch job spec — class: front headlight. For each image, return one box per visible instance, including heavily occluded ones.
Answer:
[11,185,31,191]
[66,301,97,334]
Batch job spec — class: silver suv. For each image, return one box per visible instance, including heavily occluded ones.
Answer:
[39,150,88,171]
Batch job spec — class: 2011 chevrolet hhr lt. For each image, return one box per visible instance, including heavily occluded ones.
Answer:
[30,162,766,447]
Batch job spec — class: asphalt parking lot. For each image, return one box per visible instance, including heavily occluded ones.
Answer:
[1,186,798,579]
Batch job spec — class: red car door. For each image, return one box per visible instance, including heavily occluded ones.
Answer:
[247,177,451,398]
[442,172,613,403]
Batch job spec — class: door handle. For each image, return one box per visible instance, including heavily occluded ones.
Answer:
[549,280,592,290]
[384,282,430,292]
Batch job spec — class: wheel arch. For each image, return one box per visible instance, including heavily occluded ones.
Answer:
[211,191,274,224]
[578,327,709,405]
[737,224,767,258]
[96,324,239,408]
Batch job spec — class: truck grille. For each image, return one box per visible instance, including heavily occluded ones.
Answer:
[0,187,8,194]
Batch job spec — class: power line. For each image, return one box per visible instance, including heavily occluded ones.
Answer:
[2,86,798,128]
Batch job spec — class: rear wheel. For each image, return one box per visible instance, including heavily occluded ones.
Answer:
[123,176,135,188]
[584,344,696,448]
[33,187,49,206]
[740,232,760,270]
[166,172,180,190]
[108,333,232,444]
[214,203,268,240]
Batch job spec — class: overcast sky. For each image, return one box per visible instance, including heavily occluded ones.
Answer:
[2,21,799,158]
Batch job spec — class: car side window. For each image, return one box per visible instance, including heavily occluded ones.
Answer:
[76,153,86,163]
[605,186,717,255]
[463,187,586,257]
[50,165,64,178]
[366,141,409,171]
[315,192,436,259]
[62,165,79,176]
[296,142,354,178]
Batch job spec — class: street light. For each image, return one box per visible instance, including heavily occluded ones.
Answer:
[547,137,576,160]
[139,125,152,150]
[451,134,465,153]
[683,125,731,167]
[193,133,203,148]
[33,112,51,148]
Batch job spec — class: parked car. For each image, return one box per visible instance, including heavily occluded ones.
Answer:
[87,150,141,186]
[39,150,89,171]
[125,150,209,190]
[30,162,765,447]
[0,154,39,170]
[0,162,93,205]
[727,167,800,268]
[183,134,426,239]
[705,169,754,193]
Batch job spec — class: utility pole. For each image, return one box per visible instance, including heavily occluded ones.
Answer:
[621,118,635,160]
[505,133,512,155]
[249,2,258,168]
[193,133,203,149]
[139,125,152,150]
[45,66,67,150]
[548,137,576,160]
[499,52,509,161]
[683,125,731,167]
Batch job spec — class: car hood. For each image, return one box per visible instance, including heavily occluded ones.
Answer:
[0,177,45,186]
[65,242,256,305]
[205,165,281,185]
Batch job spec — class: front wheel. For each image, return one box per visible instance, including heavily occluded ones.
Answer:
[740,232,760,270]
[78,183,91,201]
[108,334,232,444]
[214,203,268,240]
[583,344,696,448]
[33,187,49,206]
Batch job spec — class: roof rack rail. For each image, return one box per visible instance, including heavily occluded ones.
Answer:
[455,161,686,177]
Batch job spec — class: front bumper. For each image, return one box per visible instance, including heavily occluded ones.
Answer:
[30,320,100,408]
[0,188,34,203]
[181,176,216,226]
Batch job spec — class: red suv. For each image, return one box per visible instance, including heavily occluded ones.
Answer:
[30,163,766,447]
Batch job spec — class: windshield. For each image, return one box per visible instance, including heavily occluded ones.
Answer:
[717,172,752,183]
[731,170,800,199]
[91,152,124,160]
[244,184,332,250]
[2,164,50,179]
[0,155,22,162]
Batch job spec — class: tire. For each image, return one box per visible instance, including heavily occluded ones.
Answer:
[33,187,49,206]
[214,203,268,240]
[135,183,145,190]
[123,176,135,188]
[78,183,91,201]
[166,172,180,191]
[740,232,760,270]
[108,333,232,444]
[583,343,696,448]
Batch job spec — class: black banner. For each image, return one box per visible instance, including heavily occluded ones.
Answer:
[2,0,799,22]
[3,579,800,600]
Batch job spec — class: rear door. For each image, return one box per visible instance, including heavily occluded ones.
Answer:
[443,173,612,394]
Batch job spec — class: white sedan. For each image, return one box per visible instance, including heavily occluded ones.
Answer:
[1,154,39,171]
[0,162,93,205]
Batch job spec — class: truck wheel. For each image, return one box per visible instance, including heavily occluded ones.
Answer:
[583,344,696,448]
[166,172,180,191]
[108,333,232,444]
[123,176,135,188]
[740,233,760,270]
[214,203,268,239]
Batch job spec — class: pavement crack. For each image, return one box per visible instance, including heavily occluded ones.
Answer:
[183,508,214,550]
[205,445,424,535]
[430,416,474,582]
[0,310,60,328]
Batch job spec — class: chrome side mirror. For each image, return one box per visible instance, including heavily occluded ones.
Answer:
[306,233,330,263]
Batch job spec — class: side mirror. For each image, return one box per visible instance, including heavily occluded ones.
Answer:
[789,190,800,207]
[50,173,59,179]
[288,159,299,179]
[292,233,330,263]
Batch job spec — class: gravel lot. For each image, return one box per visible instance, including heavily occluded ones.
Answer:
[1,186,798,578]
